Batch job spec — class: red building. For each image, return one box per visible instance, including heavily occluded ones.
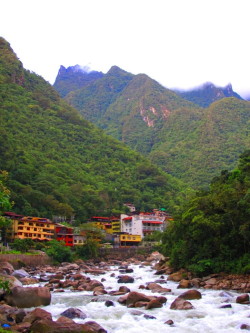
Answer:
[55,224,74,247]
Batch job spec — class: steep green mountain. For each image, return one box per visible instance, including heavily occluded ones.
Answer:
[55,65,250,188]
[62,67,197,154]
[65,66,135,124]
[174,82,243,107]
[0,37,186,222]
[149,97,250,186]
[53,65,104,97]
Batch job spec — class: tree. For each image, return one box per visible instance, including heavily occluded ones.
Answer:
[0,171,13,245]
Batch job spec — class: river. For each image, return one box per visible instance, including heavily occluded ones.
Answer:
[40,262,249,333]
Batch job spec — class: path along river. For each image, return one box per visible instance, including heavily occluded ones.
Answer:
[39,262,250,333]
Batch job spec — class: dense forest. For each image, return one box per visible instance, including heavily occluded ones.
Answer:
[55,66,250,188]
[161,150,250,274]
[0,37,187,222]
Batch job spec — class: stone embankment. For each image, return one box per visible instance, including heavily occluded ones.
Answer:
[0,252,249,332]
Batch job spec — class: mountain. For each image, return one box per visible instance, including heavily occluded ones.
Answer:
[54,66,250,188]
[0,37,187,221]
[174,82,243,107]
[53,65,104,97]
[60,67,197,154]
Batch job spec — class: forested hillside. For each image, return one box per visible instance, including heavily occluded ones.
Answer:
[161,150,250,275]
[54,65,250,188]
[0,37,186,222]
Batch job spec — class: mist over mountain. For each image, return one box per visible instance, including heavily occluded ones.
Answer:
[174,82,243,107]
[54,64,250,188]
[53,65,104,97]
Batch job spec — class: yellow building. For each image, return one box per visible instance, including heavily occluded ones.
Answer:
[12,216,55,241]
[111,219,121,233]
[114,233,142,247]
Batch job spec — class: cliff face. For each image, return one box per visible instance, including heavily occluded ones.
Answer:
[53,65,104,97]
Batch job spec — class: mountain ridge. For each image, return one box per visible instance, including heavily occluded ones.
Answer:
[0,37,186,220]
[53,64,250,188]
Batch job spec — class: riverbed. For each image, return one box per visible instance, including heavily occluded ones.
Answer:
[40,263,250,333]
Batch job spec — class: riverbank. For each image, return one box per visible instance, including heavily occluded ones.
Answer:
[0,252,249,332]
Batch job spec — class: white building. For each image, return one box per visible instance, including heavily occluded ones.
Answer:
[121,211,166,238]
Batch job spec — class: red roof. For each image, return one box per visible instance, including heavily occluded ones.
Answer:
[123,217,132,221]
[142,221,163,224]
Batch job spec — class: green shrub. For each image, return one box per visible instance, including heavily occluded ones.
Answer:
[74,239,99,260]
[45,240,73,263]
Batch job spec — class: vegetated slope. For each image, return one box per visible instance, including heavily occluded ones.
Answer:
[150,97,250,186]
[0,37,186,222]
[62,67,197,154]
[174,82,243,107]
[53,65,104,98]
[161,150,250,275]
[54,66,250,188]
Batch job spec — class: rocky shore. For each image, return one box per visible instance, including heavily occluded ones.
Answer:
[0,252,249,332]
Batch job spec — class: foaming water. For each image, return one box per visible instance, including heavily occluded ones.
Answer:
[41,263,250,332]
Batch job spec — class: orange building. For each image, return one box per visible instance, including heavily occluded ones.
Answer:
[12,216,55,241]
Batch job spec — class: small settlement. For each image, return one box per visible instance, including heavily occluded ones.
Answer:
[3,204,173,248]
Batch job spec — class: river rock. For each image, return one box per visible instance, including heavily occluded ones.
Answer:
[145,299,163,309]
[0,304,26,325]
[105,300,114,307]
[93,286,107,296]
[236,294,250,304]
[4,286,51,308]
[0,274,23,291]
[179,289,202,300]
[118,275,134,283]
[30,318,89,333]
[19,276,40,285]
[126,291,151,307]
[170,297,194,310]
[119,286,130,293]
[60,307,87,319]
[146,282,171,293]
[12,269,29,279]
[86,279,104,291]
[23,308,52,324]
[177,279,192,289]
[85,320,107,333]
[0,262,14,275]
[165,319,174,325]
[168,269,188,282]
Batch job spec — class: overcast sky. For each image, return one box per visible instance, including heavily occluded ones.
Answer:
[1,0,250,97]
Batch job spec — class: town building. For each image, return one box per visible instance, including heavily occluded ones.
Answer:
[11,216,55,241]
[55,224,74,246]
[121,210,167,238]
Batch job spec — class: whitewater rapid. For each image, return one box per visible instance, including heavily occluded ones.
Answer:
[41,263,249,332]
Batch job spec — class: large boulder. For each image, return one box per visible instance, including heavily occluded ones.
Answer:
[167,269,188,282]
[60,307,87,320]
[236,294,250,304]
[4,286,51,308]
[23,308,52,324]
[0,274,22,292]
[0,262,14,275]
[12,269,29,279]
[178,289,202,300]
[126,291,151,307]
[30,318,107,333]
[170,297,194,310]
[117,275,134,284]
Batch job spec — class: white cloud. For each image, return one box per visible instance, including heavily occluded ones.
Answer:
[1,0,249,96]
